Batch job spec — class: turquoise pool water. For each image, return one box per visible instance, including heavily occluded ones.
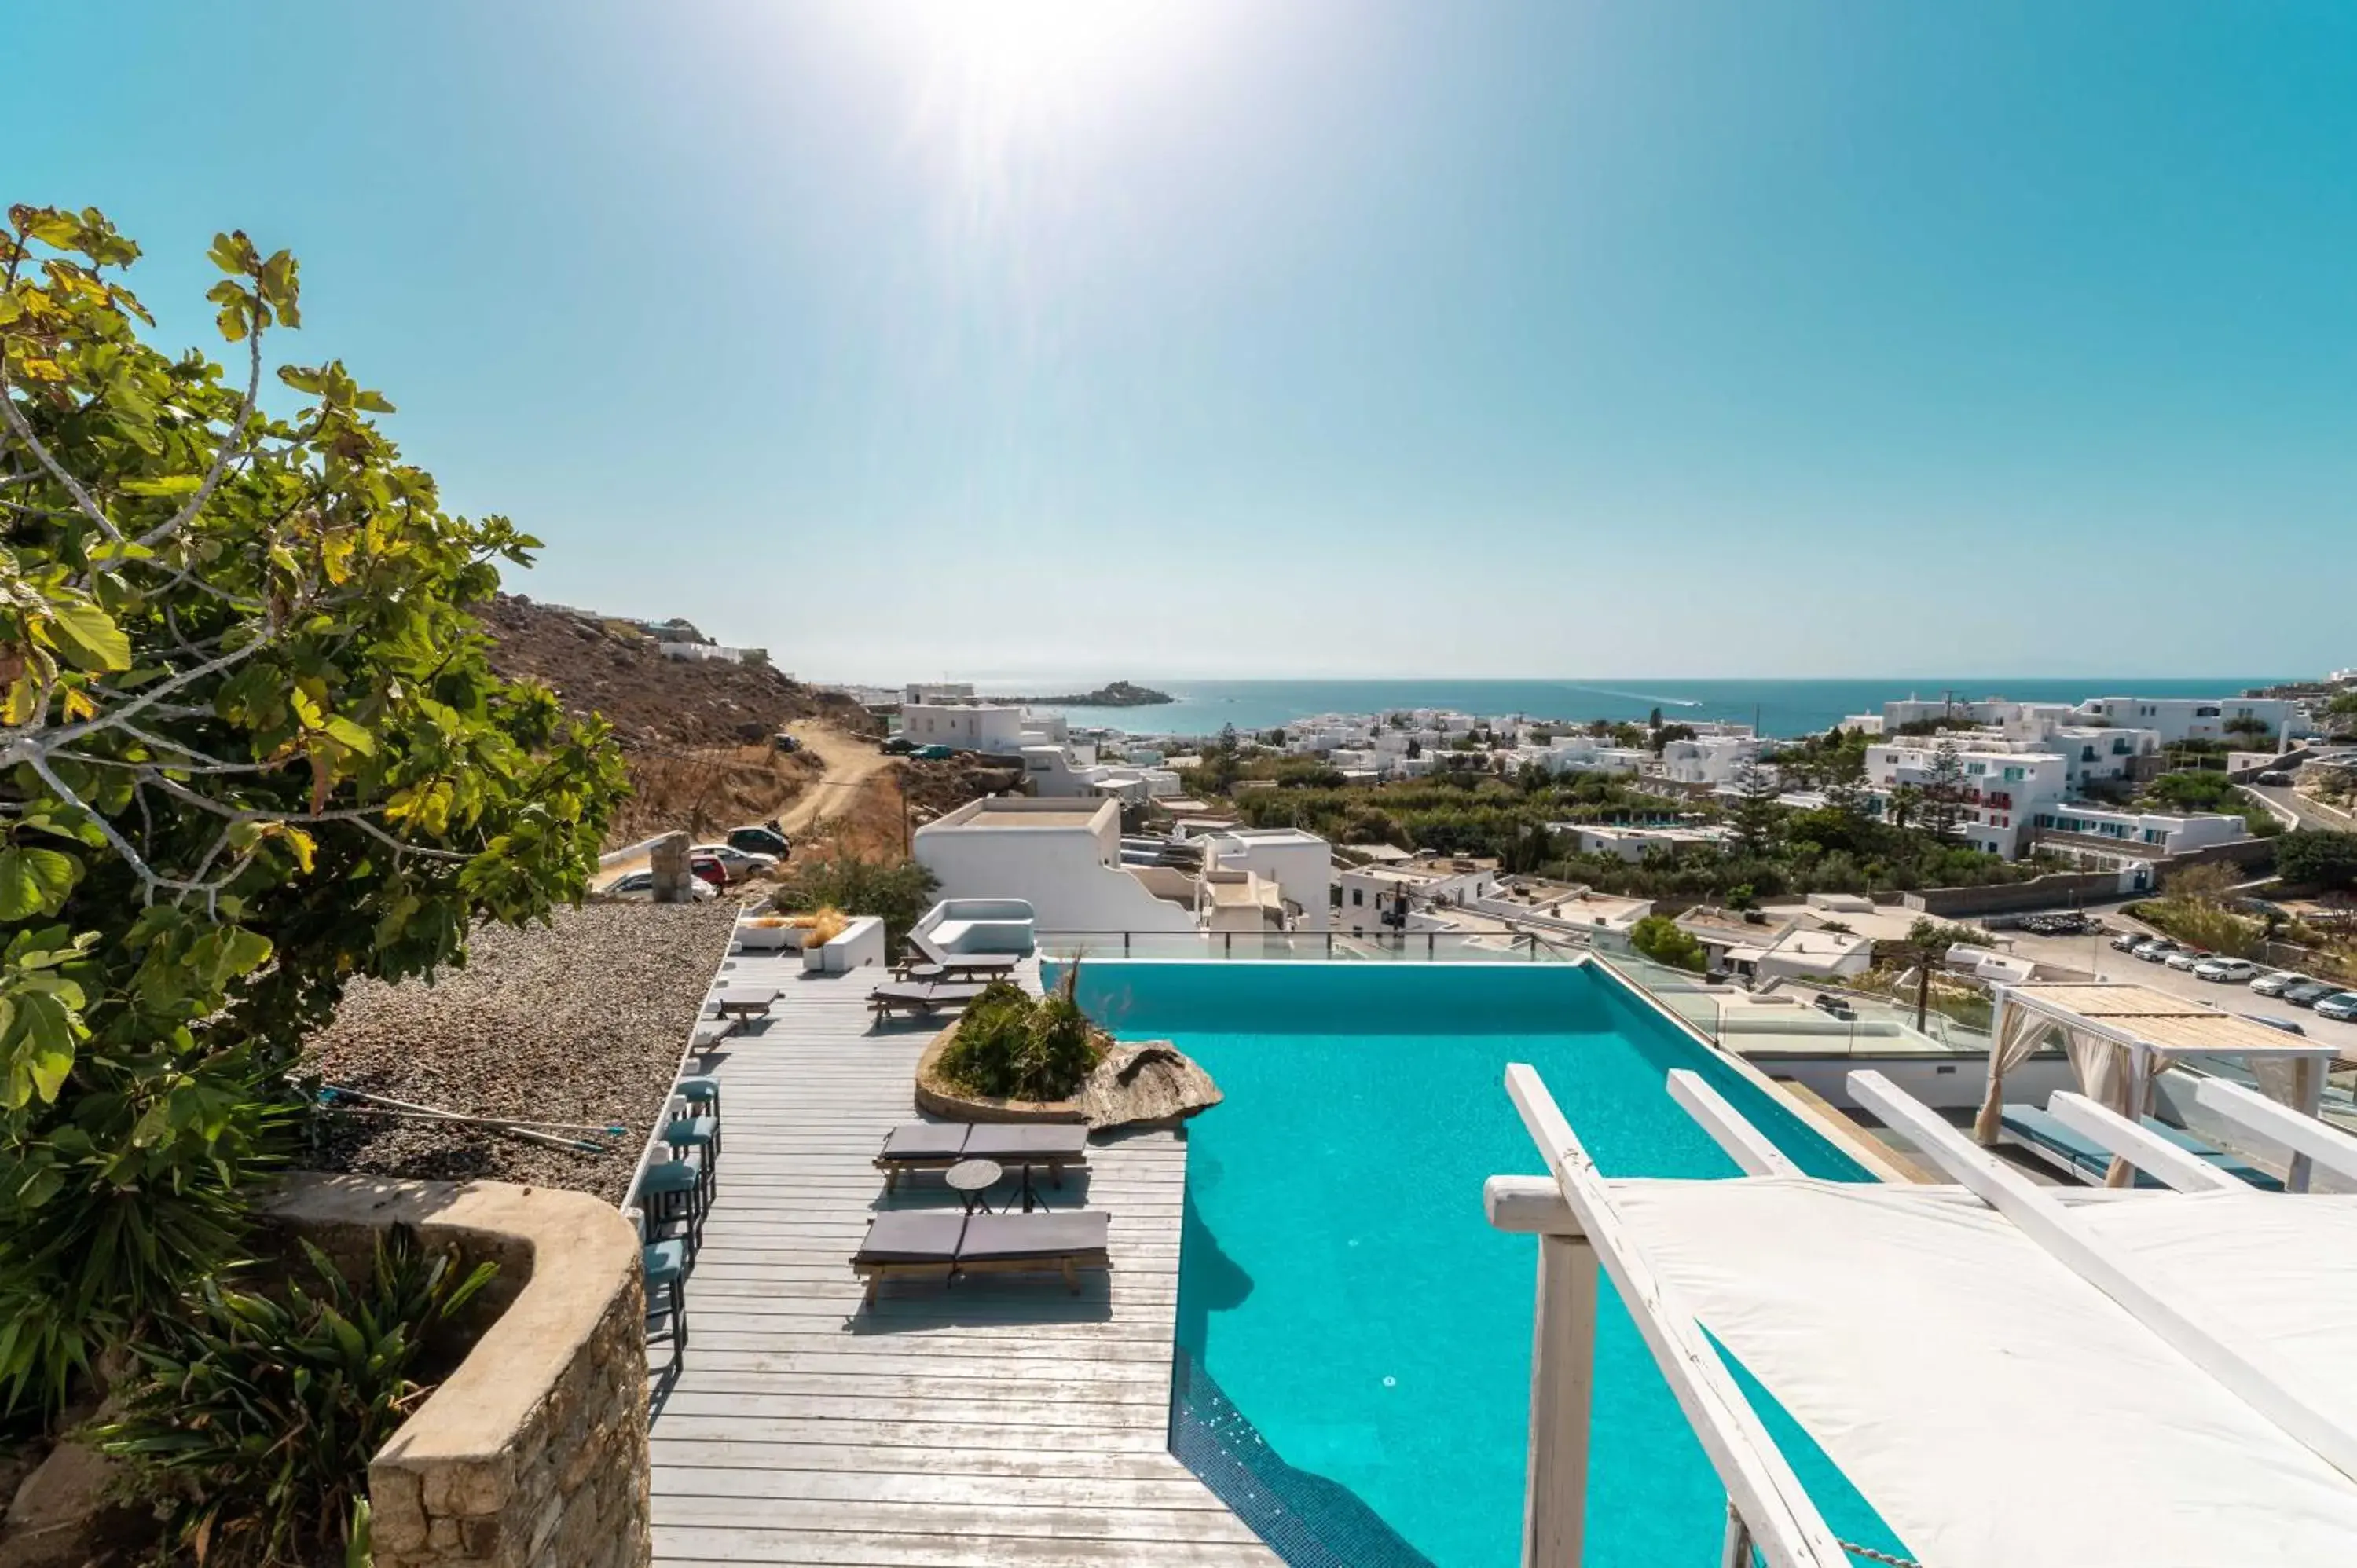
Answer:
[1050,959,1884,1568]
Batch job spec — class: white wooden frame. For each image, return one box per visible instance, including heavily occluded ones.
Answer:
[2193,1075,2357,1187]
[1667,1068,1802,1177]
[1849,1068,2357,1484]
[1505,1063,1853,1568]
[2043,1091,2249,1195]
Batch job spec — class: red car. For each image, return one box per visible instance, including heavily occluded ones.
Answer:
[690,854,728,890]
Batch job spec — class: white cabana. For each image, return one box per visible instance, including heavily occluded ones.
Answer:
[1489,1061,2357,1568]
[1974,980,2332,1187]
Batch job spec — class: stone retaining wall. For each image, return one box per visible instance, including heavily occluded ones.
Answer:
[266,1174,651,1568]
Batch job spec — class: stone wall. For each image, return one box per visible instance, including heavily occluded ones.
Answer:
[266,1174,651,1568]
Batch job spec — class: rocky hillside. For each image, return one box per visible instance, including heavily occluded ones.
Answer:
[480,595,858,751]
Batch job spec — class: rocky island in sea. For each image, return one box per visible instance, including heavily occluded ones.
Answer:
[1016,680,1174,707]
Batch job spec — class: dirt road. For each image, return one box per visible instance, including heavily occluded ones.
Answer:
[593,723,889,890]
[775,721,893,834]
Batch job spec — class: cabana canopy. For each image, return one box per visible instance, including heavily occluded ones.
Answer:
[1975,981,2331,1185]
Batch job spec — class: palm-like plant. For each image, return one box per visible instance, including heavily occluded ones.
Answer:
[97,1225,495,1567]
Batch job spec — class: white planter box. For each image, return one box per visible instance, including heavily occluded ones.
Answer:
[735,921,804,952]
[810,915,888,973]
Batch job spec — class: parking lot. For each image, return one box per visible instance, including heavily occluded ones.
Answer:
[1997,923,2357,1059]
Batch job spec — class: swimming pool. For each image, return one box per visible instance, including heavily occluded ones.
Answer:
[1050,958,1877,1568]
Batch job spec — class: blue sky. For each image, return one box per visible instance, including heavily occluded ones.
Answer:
[18,1,2357,681]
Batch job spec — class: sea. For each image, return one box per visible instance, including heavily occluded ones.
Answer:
[988,677,2302,742]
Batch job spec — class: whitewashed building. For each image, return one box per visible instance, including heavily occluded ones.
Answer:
[1864,742,2069,859]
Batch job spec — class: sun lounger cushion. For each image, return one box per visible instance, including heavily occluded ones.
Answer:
[881,1123,970,1161]
[959,1211,1109,1262]
[963,1123,1089,1160]
[2003,1105,2166,1187]
[856,1211,967,1263]
[907,932,1021,969]
[2140,1118,2286,1191]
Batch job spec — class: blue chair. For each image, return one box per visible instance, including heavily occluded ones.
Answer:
[637,1156,706,1262]
[643,1237,688,1363]
[663,1114,721,1205]
[675,1074,721,1119]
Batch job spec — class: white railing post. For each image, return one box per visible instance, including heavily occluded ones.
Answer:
[1525,1233,1597,1567]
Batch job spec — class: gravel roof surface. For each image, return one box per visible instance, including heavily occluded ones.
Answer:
[299,902,735,1204]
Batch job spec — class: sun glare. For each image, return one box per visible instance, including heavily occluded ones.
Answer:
[872,0,1202,126]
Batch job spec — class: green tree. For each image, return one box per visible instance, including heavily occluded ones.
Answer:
[2222,714,2274,743]
[1728,759,1783,859]
[0,207,626,1412]
[1887,782,1923,833]
[1629,914,1706,973]
[2275,830,2357,891]
[1922,738,1967,841]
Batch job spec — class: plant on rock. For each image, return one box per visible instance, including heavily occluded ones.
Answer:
[97,1224,496,1568]
[935,971,1109,1102]
[0,206,627,1415]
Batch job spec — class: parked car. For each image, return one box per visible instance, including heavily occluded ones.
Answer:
[2110,930,2146,953]
[606,870,718,902]
[1811,992,1857,1020]
[2282,980,2342,1009]
[2245,1014,2308,1036]
[2192,957,2259,983]
[2252,970,2314,998]
[689,854,729,890]
[2314,991,2357,1023]
[912,743,957,760]
[691,844,778,883]
[880,735,915,755]
[2132,939,2179,962]
[2021,911,2090,936]
[2163,948,2212,972]
[726,824,790,859]
[2256,770,2295,786]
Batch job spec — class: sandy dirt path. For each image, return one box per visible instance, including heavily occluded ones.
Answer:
[595,723,889,889]
[775,720,893,834]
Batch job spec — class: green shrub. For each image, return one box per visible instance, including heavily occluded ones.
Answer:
[774,855,938,944]
[1629,915,1707,973]
[934,972,1107,1101]
[97,1224,495,1568]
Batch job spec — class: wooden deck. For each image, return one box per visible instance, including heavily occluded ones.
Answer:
[648,950,1278,1566]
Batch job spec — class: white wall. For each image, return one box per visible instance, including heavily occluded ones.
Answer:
[905,703,1026,751]
[1202,830,1334,932]
[913,809,1197,933]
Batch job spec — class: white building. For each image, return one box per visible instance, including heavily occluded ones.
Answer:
[903,702,1028,752]
[1564,823,1733,862]
[1659,735,1771,787]
[1336,856,1500,936]
[913,798,1197,932]
[1864,742,2069,859]
[2044,724,2158,790]
[1468,877,1654,936]
[2073,695,2304,746]
[2029,805,2250,863]
[1196,828,1334,932]
[1019,743,1181,801]
[904,683,976,704]
[915,798,1322,935]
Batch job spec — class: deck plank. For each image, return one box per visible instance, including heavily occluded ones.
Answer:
[648,951,1274,1566]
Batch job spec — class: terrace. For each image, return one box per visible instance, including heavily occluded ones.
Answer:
[641,942,1277,1565]
[618,907,2357,1567]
